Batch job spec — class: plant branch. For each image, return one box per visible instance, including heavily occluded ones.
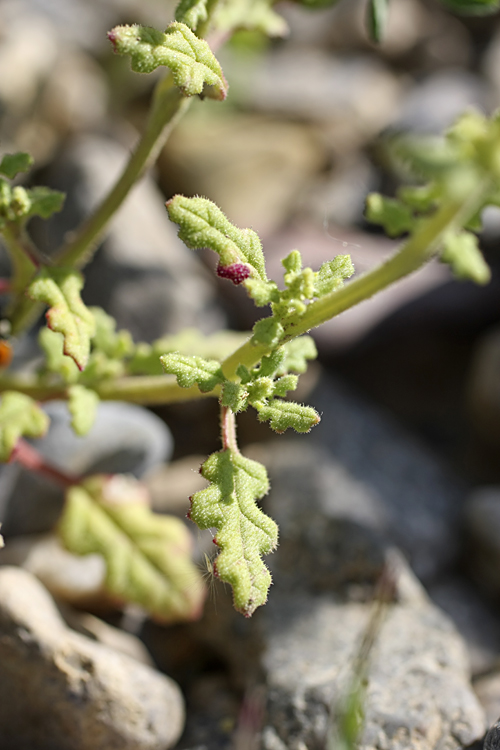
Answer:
[0,371,220,404]
[221,405,239,453]
[221,188,492,379]
[10,439,78,487]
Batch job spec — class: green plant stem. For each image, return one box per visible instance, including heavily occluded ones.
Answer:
[57,79,190,269]
[221,190,491,379]
[0,371,220,404]
[2,224,38,292]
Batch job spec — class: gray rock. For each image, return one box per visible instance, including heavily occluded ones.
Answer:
[261,571,486,750]
[0,566,184,750]
[474,673,500,728]
[485,719,500,750]
[467,327,500,449]
[250,377,466,583]
[1,400,173,537]
[311,376,467,580]
[393,70,490,135]
[223,47,400,140]
[463,487,500,598]
[428,577,500,677]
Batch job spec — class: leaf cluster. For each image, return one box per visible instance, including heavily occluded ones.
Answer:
[365,110,500,284]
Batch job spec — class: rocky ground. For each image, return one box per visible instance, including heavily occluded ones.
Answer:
[1,0,500,748]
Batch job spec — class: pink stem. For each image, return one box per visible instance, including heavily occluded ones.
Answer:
[9,439,80,488]
[220,405,239,454]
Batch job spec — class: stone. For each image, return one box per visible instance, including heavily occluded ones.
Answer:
[463,487,500,599]
[248,433,486,749]
[162,112,324,238]
[485,719,500,750]
[428,576,500,677]
[0,566,184,750]
[222,47,401,147]
[249,377,466,583]
[474,673,500,728]
[261,563,486,750]
[393,70,490,135]
[467,326,500,449]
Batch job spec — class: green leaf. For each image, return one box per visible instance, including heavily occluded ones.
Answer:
[272,374,298,397]
[28,269,96,371]
[190,449,277,616]
[175,0,208,30]
[38,327,80,384]
[160,351,224,392]
[247,377,275,404]
[255,399,320,433]
[90,307,134,360]
[166,195,267,280]
[58,475,205,622]
[397,184,438,212]
[218,0,289,37]
[108,22,228,100]
[280,336,318,374]
[366,0,389,43]
[251,318,284,347]
[282,250,302,274]
[258,348,286,378]
[0,392,49,461]
[220,381,249,412]
[315,255,355,297]
[68,385,99,436]
[26,186,65,220]
[0,153,33,179]
[365,193,415,237]
[441,231,491,284]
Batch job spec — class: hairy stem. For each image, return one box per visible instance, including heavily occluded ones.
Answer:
[221,405,239,453]
[10,439,78,487]
[0,372,220,404]
[221,189,491,379]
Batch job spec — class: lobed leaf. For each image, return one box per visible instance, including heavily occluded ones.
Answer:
[0,392,49,462]
[108,22,228,100]
[365,193,415,237]
[167,195,267,280]
[190,449,277,616]
[217,0,289,37]
[58,475,205,622]
[90,307,134,360]
[26,186,65,220]
[280,336,318,374]
[315,255,355,297]
[38,328,80,383]
[255,399,320,433]
[68,385,99,436]
[0,152,33,179]
[252,318,284,347]
[220,381,249,412]
[441,230,491,284]
[28,269,96,371]
[161,351,224,392]
[175,0,208,30]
